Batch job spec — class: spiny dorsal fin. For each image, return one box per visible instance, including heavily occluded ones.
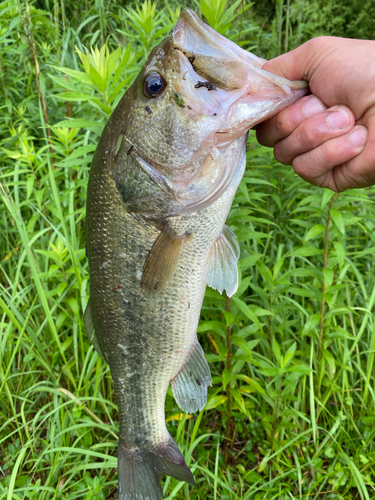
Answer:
[206,224,240,297]
[171,340,212,413]
[84,299,108,363]
[141,224,187,293]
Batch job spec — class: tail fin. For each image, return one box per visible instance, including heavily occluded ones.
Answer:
[118,437,194,500]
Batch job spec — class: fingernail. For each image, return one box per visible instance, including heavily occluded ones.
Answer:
[303,97,326,118]
[349,127,367,148]
[327,110,350,130]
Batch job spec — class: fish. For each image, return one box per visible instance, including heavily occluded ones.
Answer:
[84,8,308,500]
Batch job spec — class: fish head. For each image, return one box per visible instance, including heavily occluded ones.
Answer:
[116,8,308,213]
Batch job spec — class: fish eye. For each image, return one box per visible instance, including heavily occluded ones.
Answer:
[143,72,167,98]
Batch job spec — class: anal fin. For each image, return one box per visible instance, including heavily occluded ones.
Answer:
[171,340,212,414]
[141,224,187,293]
[84,299,108,363]
[206,224,240,297]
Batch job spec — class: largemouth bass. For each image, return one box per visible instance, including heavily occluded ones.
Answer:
[85,8,308,500]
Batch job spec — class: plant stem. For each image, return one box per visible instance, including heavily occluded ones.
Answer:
[0,59,13,128]
[318,197,334,362]
[24,4,55,166]
[224,292,234,463]
[65,74,72,118]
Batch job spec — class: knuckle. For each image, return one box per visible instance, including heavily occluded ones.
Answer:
[307,36,330,50]
[256,126,274,147]
[268,112,287,140]
[292,157,305,177]
[317,141,336,166]
[297,124,316,148]
[274,142,290,165]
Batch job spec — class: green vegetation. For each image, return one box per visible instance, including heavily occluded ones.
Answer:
[1,0,375,499]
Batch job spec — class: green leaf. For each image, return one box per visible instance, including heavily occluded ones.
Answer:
[48,73,79,92]
[205,395,227,410]
[197,320,224,332]
[52,119,103,129]
[333,241,345,267]
[238,253,262,270]
[89,65,107,92]
[112,43,133,89]
[222,368,232,389]
[288,364,312,375]
[272,256,284,280]
[330,209,345,234]
[231,388,247,414]
[108,80,128,105]
[289,287,321,300]
[232,337,260,357]
[236,374,266,394]
[302,313,321,335]
[68,297,79,316]
[323,268,334,290]
[304,224,326,242]
[50,65,92,84]
[258,367,279,377]
[321,189,335,209]
[54,92,92,101]
[283,342,296,368]
[63,145,97,160]
[272,338,282,367]
[106,47,122,77]
[234,276,251,297]
[290,246,322,257]
[224,311,235,326]
[232,297,261,327]
[26,176,34,199]
[323,349,336,374]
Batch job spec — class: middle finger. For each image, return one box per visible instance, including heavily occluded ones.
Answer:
[274,105,355,165]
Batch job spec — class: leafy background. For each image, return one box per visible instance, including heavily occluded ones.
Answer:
[1,0,375,499]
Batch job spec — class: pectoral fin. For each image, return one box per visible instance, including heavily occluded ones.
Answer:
[171,340,212,413]
[141,225,187,293]
[206,225,240,297]
[84,299,108,363]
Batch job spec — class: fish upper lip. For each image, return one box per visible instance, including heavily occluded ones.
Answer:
[173,8,308,93]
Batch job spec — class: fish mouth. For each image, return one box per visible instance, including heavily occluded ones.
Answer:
[163,9,309,213]
[172,8,308,129]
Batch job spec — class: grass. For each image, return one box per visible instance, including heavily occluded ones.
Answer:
[1,0,375,499]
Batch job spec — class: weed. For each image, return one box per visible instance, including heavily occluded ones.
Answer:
[1,1,375,499]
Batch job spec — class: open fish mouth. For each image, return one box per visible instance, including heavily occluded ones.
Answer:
[172,8,308,133]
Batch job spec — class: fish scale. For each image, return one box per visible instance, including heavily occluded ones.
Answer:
[88,142,245,437]
[85,7,308,499]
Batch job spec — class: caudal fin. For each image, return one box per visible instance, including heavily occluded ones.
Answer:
[118,437,194,500]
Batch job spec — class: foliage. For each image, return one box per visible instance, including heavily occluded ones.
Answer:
[199,0,251,35]
[312,0,375,40]
[1,0,375,499]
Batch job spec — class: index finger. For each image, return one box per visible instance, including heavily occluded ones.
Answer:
[256,95,326,147]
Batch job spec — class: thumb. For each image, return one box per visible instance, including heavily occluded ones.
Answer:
[261,43,314,82]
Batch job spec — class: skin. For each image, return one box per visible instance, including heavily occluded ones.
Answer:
[256,36,375,192]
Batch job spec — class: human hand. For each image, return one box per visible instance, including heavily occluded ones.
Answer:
[256,37,375,192]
